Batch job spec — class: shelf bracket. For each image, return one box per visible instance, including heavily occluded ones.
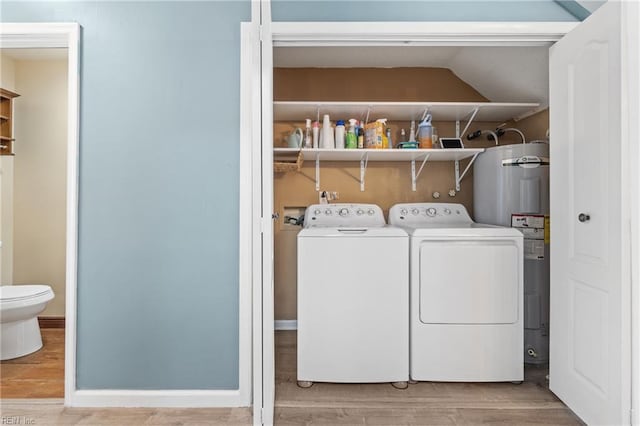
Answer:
[365,107,371,126]
[360,152,369,192]
[315,154,320,191]
[460,107,480,139]
[455,152,480,191]
[411,154,431,192]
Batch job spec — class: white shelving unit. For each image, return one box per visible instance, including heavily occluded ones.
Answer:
[274,101,539,136]
[274,148,484,192]
[273,100,539,192]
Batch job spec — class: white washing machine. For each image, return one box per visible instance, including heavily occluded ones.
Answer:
[297,203,408,386]
[389,203,523,382]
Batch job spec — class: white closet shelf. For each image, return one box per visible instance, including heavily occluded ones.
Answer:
[274,148,484,192]
[274,147,483,162]
[274,101,540,122]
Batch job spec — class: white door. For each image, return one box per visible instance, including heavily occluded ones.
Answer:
[549,2,631,424]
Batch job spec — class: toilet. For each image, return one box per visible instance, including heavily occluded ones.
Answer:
[0,285,55,360]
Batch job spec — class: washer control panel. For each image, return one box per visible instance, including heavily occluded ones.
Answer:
[388,203,472,226]
[304,203,385,228]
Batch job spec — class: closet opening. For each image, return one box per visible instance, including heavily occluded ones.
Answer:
[270,45,563,422]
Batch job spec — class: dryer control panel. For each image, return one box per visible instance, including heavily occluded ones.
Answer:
[388,203,472,226]
[304,203,385,228]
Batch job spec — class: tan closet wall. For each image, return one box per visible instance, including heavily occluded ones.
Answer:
[273,67,548,321]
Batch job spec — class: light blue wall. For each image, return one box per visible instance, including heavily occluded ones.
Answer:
[272,0,579,21]
[1,1,250,390]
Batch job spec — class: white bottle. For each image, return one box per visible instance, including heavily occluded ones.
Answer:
[409,120,416,142]
[312,121,320,148]
[321,114,334,149]
[304,118,312,148]
[334,120,346,149]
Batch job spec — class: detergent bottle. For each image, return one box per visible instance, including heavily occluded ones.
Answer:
[346,119,358,149]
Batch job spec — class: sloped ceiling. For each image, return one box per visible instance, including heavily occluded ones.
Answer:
[274,46,549,106]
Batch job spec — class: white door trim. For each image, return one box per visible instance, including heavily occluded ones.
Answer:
[623,2,640,424]
[259,1,276,425]
[255,16,638,425]
[270,21,578,46]
[0,22,80,408]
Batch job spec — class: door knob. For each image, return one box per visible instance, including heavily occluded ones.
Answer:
[578,213,590,222]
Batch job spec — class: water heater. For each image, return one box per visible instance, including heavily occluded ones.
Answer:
[473,143,549,365]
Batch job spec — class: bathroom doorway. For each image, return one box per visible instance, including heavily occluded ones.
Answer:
[0,23,79,405]
[0,47,69,398]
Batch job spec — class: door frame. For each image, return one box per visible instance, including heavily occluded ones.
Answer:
[253,17,638,425]
[0,23,80,406]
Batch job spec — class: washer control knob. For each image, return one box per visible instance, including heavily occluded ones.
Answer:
[325,209,332,215]
[338,208,349,217]
[314,209,321,215]
[411,208,419,215]
[400,208,408,216]
[356,209,364,216]
[426,208,437,217]
[367,209,375,216]
[443,208,451,215]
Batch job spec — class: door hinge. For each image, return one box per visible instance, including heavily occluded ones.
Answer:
[260,407,265,425]
[260,215,277,234]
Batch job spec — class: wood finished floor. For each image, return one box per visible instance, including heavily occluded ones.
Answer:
[0,329,583,425]
[273,331,583,425]
[1,329,64,398]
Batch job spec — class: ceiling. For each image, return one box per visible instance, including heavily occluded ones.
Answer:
[274,46,549,106]
[1,48,68,61]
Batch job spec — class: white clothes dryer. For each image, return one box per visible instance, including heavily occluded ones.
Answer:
[389,203,523,382]
[297,204,409,387]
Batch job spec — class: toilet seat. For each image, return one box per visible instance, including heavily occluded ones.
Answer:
[0,285,54,305]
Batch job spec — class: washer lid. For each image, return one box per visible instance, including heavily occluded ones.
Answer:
[298,225,408,238]
[0,285,53,302]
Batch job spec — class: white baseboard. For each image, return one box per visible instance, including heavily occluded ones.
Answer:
[67,390,249,408]
[274,320,297,330]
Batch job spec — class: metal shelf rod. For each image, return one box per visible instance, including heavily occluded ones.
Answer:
[455,152,481,191]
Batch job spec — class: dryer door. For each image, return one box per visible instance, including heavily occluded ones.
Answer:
[419,238,520,324]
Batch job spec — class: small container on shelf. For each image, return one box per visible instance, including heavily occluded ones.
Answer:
[417,114,433,149]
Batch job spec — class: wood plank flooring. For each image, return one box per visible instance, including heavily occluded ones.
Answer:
[274,331,583,425]
[1,329,64,398]
[1,329,584,425]
[0,400,253,425]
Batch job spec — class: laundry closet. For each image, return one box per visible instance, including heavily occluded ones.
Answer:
[255,5,634,424]
[272,46,550,323]
[269,43,552,402]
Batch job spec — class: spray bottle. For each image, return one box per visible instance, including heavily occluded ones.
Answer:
[417,114,433,149]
